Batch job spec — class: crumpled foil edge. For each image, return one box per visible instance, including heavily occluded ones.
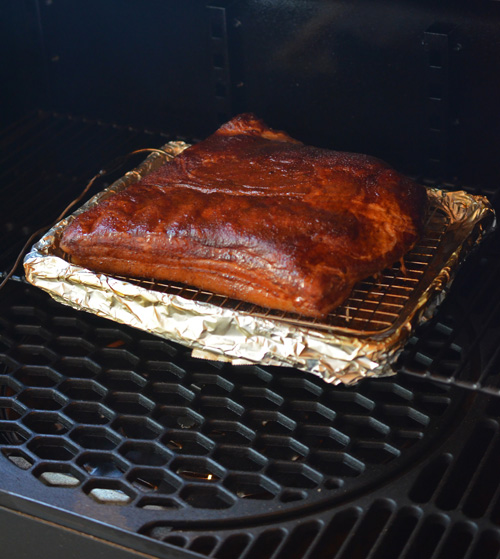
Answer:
[23,144,496,385]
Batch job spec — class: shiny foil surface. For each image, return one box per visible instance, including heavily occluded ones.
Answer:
[23,144,496,384]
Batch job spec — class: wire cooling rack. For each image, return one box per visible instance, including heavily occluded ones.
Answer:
[121,202,450,338]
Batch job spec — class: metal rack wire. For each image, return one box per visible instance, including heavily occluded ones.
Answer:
[120,203,450,337]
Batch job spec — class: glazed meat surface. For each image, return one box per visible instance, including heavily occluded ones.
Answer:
[60,114,428,317]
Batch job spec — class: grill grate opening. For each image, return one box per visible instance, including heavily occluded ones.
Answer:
[179,485,234,510]
[399,232,500,396]
[164,431,214,455]
[469,531,500,559]
[434,420,495,512]
[189,536,219,556]
[225,473,279,500]
[490,495,500,527]
[0,423,30,445]
[2,449,34,470]
[163,535,188,548]
[406,514,449,559]
[128,468,181,495]
[120,441,170,466]
[214,534,252,559]
[27,436,78,460]
[273,521,321,559]
[311,508,361,559]
[23,411,71,435]
[463,435,500,520]
[65,402,114,424]
[70,426,120,450]
[371,507,421,559]
[338,500,395,559]
[436,523,476,559]
[18,388,66,410]
[409,454,453,505]
[16,367,60,387]
[78,452,128,478]
[235,530,282,559]
[0,400,23,421]
[59,379,106,401]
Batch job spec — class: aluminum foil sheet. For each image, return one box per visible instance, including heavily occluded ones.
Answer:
[23,143,496,385]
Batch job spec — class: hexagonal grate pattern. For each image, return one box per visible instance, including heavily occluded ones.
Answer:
[0,282,462,522]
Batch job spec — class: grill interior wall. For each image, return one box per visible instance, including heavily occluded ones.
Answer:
[3,1,500,185]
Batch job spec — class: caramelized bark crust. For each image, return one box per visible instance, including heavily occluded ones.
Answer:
[60,114,428,317]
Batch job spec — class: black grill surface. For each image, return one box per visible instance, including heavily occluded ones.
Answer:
[2,112,500,559]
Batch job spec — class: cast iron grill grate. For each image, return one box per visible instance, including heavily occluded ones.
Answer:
[0,281,460,517]
[2,279,500,559]
[399,229,500,397]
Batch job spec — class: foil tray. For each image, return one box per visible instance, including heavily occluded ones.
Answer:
[23,142,496,385]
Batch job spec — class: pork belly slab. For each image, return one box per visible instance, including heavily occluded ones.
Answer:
[60,114,428,317]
